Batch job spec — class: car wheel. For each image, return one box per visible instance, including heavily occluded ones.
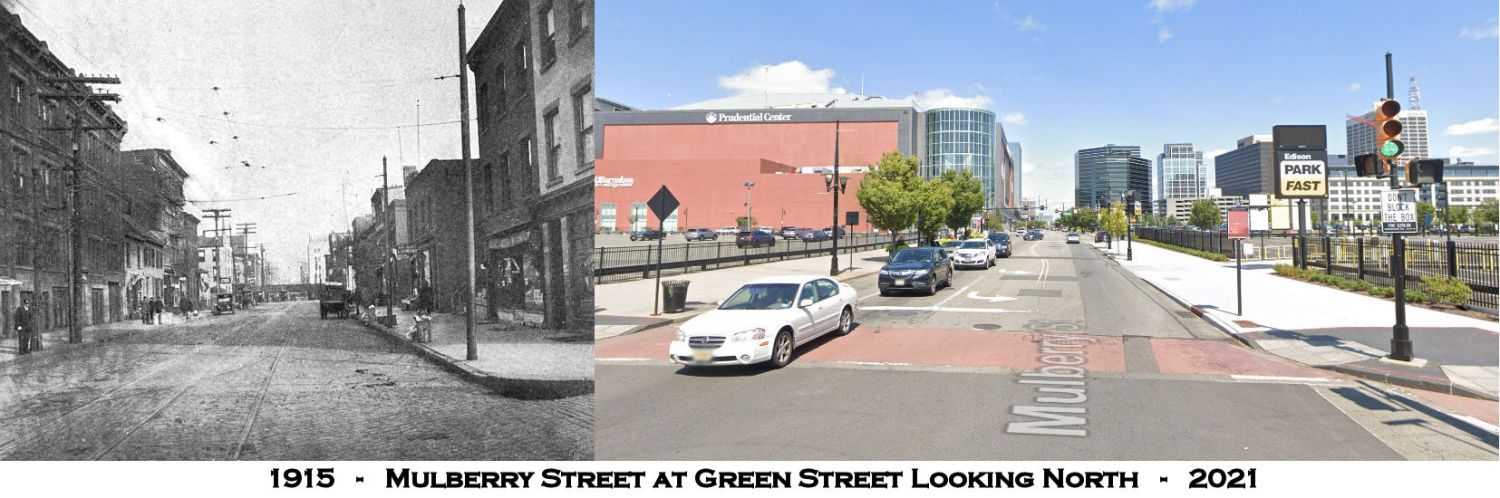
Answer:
[770,329,794,369]
[926,279,939,296]
[834,307,854,336]
[879,289,890,297]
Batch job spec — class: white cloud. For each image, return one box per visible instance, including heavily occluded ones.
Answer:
[1347,82,1361,92]
[1460,18,1499,40]
[717,61,847,95]
[1208,148,1228,158]
[1449,146,1496,159]
[1015,15,1045,32]
[914,89,992,110]
[1022,162,1037,174]
[1147,0,1195,13]
[1156,26,1173,43]
[1445,117,1499,136]
[1002,112,1028,125]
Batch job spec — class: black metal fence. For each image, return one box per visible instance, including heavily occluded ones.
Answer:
[1302,237,1499,313]
[1133,227,1298,260]
[594,232,902,284]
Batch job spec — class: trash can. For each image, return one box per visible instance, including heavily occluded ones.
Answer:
[662,280,690,313]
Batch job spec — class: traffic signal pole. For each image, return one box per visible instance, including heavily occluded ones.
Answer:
[1386,52,1413,362]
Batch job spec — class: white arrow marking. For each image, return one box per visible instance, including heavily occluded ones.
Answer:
[996,269,1034,276]
[967,291,1018,303]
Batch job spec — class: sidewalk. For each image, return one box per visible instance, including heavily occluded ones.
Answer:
[0,312,205,363]
[358,306,591,400]
[1097,239,1499,400]
[594,248,890,340]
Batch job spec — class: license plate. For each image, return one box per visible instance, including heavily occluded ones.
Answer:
[894,279,906,287]
[693,350,712,362]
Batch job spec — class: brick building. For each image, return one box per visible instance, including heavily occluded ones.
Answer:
[406,158,469,312]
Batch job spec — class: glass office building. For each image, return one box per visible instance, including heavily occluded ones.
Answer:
[1075,145,1152,213]
[1155,143,1207,204]
[924,108,999,210]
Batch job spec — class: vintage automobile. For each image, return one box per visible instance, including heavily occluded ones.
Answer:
[318,283,349,319]
[212,293,236,316]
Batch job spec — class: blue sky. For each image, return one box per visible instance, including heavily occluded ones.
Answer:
[599,0,1499,209]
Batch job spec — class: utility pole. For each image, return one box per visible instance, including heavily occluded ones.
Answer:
[236,222,257,305]
[1385,52,1413,362]
[458,3,478,361]
[39,74,121,344]
[202,209,232,296]
[382,156,393,325]
[829,120,845,276]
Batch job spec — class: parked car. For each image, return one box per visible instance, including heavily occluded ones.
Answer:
[716,227,739,235]
[684,228,718,241]
[878,247,954,296]
[797,229,831,242]
[669,275,857,368]
[629,229,664,241]
[820,227,847,238]
[1066,232,1082,244]
[951,239,995,269]
[986,233,1012,258]
[940,240,964,251]
[735,230,776,248]
[1094,231,1109,243]
[780,226,802,239]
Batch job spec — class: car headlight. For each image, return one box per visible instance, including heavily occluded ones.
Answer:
[912,269,931,276]
[674,329,687,342]
[879,269,892,276]
[731,328,766,342]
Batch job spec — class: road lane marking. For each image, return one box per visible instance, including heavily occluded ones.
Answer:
[1037,259,1051,288]
[933,281,976,308]
[862,306,1031,313]
[1230,374,1332,383]
[967,291,1018,303]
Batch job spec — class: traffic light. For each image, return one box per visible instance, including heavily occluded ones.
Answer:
[1406,159,1444,186]
[1374,99,1403,160]
[1124,192,1136,216]
[1353,154,1381,177]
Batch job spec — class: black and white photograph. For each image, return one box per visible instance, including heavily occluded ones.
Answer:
[0,0,594,461]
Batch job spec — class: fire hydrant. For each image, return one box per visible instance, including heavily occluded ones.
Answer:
[410,313,432,343]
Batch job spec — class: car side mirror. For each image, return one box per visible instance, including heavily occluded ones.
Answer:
[799,298,814,308]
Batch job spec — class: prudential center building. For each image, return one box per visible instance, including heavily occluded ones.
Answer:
[593,93,1020,233]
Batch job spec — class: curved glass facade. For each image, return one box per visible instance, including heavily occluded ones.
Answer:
[924,108,997,210]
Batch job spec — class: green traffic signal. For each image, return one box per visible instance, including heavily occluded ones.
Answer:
[1379,139,1404,158]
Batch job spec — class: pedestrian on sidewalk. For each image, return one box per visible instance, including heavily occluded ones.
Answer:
[13,299,35,355]
[150,298,163,325]
[140,298,151,324]
[180,297,194,321]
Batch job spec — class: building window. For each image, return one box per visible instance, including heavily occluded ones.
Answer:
[572,83,593,171]
[544,107,560,182]
[477,83,489,131]
[599,203,615,231]
[514,41,530,93]
[571,0,590,42]
[538,4,557,68]
[630,203,647,231]
[499,152,512,209]
[496,65,507,113]
[521,136,535,194]
[482,161,494,213]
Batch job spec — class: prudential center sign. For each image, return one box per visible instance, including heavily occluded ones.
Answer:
[705,111,793,124]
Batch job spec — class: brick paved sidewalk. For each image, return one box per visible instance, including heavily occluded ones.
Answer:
[1097,239,1499,400]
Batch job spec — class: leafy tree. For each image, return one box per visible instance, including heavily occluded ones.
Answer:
[735,216,757,229]
[1075,208,1099,232]
[1101,203,1128,239]
[1188,199,1223,229]
[1416,201,1436,231]
[939,169,986,232]
[1446,206,1471,227]
[1475,199,1499,229]
[856,152,922,242]
[914,178,956,242]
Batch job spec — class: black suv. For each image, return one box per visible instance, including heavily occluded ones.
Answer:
[735,230,776,248]
[986,233,1012,258]
[629,229,664,241]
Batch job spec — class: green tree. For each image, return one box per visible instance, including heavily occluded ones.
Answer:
[1101,203,1128,239]
[914,178,956,242]
[856,152,922,241]
[1075,208,1099,232]
[735,216,757,229]
[1416,201,1436,231]
[1475,199,1499,229]
[1188,199,1223,229]
[939,169,986,232]
[1446,206,1471,227]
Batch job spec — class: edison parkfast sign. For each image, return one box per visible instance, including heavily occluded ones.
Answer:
[1272,125,1328,199]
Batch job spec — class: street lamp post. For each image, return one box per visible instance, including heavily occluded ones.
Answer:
[827,120,847,276]
[1123,190,1136,261]
[742,181,756,230]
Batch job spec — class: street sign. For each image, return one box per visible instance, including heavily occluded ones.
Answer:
[1272,125,1329,199]
[1381,188,1419,234]
[845,211,859,226]
[647,185,679,222]
[1228,210,1249,239]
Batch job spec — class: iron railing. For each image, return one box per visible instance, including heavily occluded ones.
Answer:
[593,232,906,284]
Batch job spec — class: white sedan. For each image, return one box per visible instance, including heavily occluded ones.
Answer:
[669,275,858,368]
[951,239,995,269]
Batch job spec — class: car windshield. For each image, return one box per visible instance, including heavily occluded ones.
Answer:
[1068,233,1079,236]
[989,234,1010,241]
[718,283,800,310]
[960,241,987,249]
[941,241,962,248]
[890,249,936,263]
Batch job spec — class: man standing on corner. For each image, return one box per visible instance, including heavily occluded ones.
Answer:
[13,299,35,355]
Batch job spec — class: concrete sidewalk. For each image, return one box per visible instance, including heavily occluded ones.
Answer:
[594,248,890,340]
[1097,239,1499,400]
[0,311,219,363]
[358,306,592,400]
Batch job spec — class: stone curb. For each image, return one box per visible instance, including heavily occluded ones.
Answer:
[354,318,592,400]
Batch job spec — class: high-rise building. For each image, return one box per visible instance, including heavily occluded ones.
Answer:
[1155,143,1207,207]
[925,108,1001,210]
[1213,135,1276,196]
[1075,145,1152,213]
[1007,141,1023,209]
[1346,106,1429,159]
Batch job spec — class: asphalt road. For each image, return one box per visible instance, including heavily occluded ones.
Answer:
[596,235,1499,460]
[0,301,592,460]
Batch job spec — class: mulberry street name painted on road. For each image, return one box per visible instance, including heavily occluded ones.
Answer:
[1007,320,1093,437]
